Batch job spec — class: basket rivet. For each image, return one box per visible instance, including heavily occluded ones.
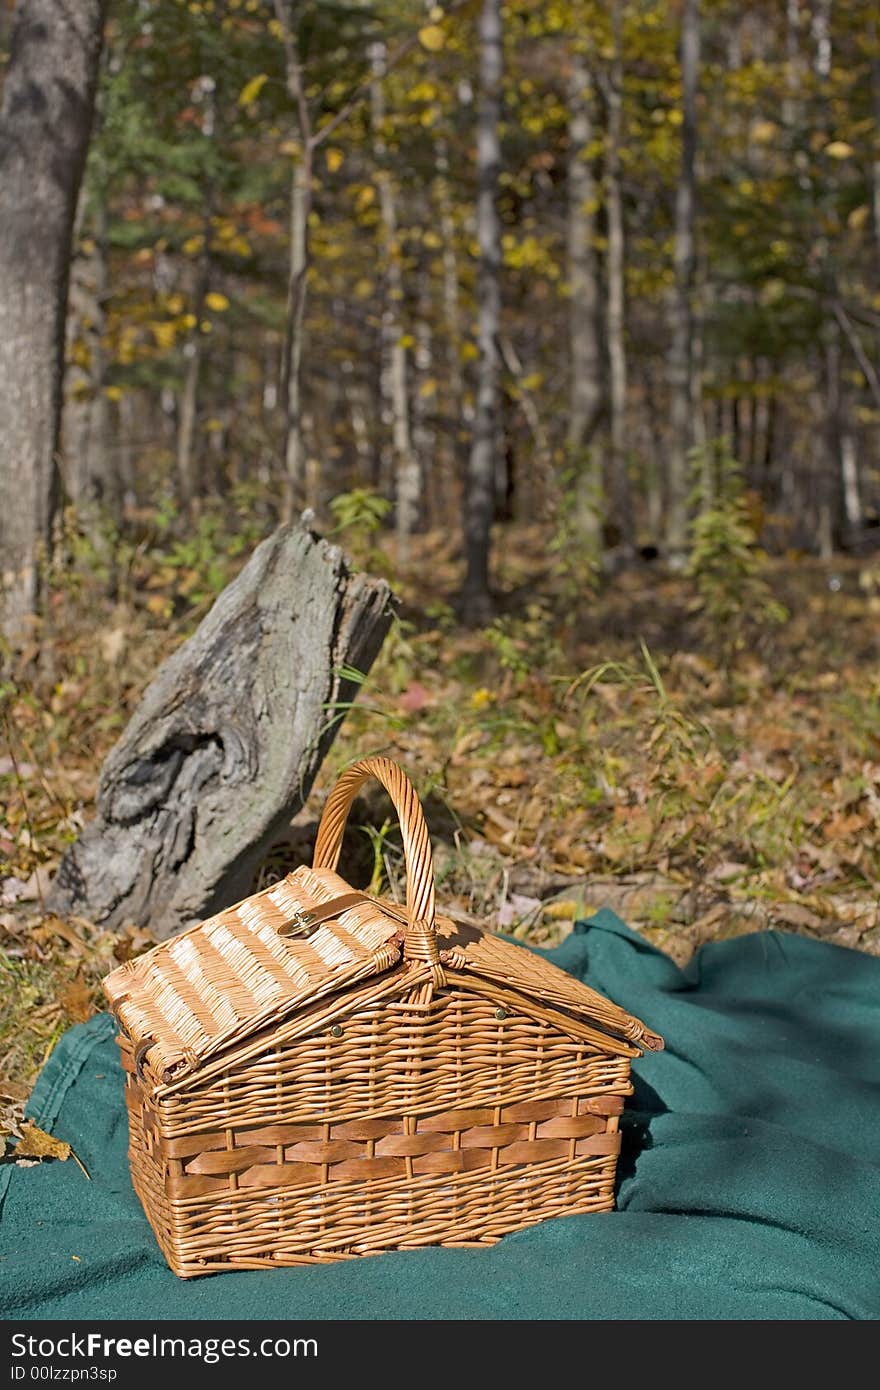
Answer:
[495,1008,508,1021]
[330,1024,343,1038]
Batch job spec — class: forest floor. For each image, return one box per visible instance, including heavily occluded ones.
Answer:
[3,519,880,1096]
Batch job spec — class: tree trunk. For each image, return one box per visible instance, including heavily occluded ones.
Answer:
[370,40,419,561]
[48,524,393,936]
[0,0,107,647]
[435,134,468,525]
[841,427,862,534]
[666,0,699,564]
[817,335,844,557]
[176,326,204,512]
[274,0,313,521]
[566,51,603,552]
[461,0,502,625]
[414,267,437,527]
[782,0,802,131]
[605,0,630,548]
[281,154,311,516]
[64,195,118,533]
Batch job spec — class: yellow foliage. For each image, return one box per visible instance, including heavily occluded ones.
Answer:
[238,73,268,107]
[419,378,437,398]
[470,687,495,710]
[355,185,376,213]
[182,234,204,256]
[848,205,869,230]
[418,24,446,52]
[204,292,230,312]
[407,81,438,103]
[152,322,177,350]
[502,232,560,279]
[69,340,91,370]
[325,147,344,174]
[543,899,578,921]
[825,140,855,159]
[213,234,252,257]
[104,385,124,402]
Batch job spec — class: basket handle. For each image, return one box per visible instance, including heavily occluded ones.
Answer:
[312,757,439,966]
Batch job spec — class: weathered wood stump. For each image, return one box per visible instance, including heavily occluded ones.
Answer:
[48,523,393,937]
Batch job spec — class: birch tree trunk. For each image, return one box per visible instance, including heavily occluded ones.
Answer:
[605,0,630,548]
[566,51,603,551]
[435,134,468,525]
[414,268,436,527]
[0,0,107,647]
[274,0,313,520]
[666,0,700,564]
[370,41,419,561]
[462,0,502,625]
[281,154,311,515]
[64,196,118,532]
[176,305,205,511]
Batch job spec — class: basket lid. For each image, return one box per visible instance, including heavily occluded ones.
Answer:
[104,757,663,1086]
[103,866,404,1085]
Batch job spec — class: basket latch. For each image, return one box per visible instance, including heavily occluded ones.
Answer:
[276,891,375,938]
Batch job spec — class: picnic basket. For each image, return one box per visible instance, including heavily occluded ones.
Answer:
[103,756,663,1277]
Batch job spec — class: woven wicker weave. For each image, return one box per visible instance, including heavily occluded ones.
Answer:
[104,757,663,1276]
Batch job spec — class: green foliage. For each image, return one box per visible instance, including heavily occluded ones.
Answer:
[550,449,603,598]
[359,817,397,898]
[687,441,788,673]
[485,603,564,682]
[329,487,393,536]
[328,488,395,576]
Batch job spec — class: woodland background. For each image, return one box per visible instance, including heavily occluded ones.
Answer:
[3,0,880,1100]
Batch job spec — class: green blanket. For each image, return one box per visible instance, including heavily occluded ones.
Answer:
[2,911,879,1321]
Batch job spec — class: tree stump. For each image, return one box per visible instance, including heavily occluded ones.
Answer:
[48,523,393,937]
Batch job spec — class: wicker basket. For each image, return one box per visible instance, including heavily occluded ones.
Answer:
[103,756,663,1277]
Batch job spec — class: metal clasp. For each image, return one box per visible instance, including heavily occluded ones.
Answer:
[277,907,317,939]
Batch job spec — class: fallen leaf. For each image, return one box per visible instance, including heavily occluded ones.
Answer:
[497,893,541,929]
[59,972,94,1024]
[0,876,29,905]
[15,1121,71,1161]
[0,757,35,777]
[40,916,89,955]
[0,1078,30,1102]
[17,864,55,902]
[543,899,578,921]
[99,626,127,665]
[399,681,431,713]
[822,811,867,840]
[772,901,824,930]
